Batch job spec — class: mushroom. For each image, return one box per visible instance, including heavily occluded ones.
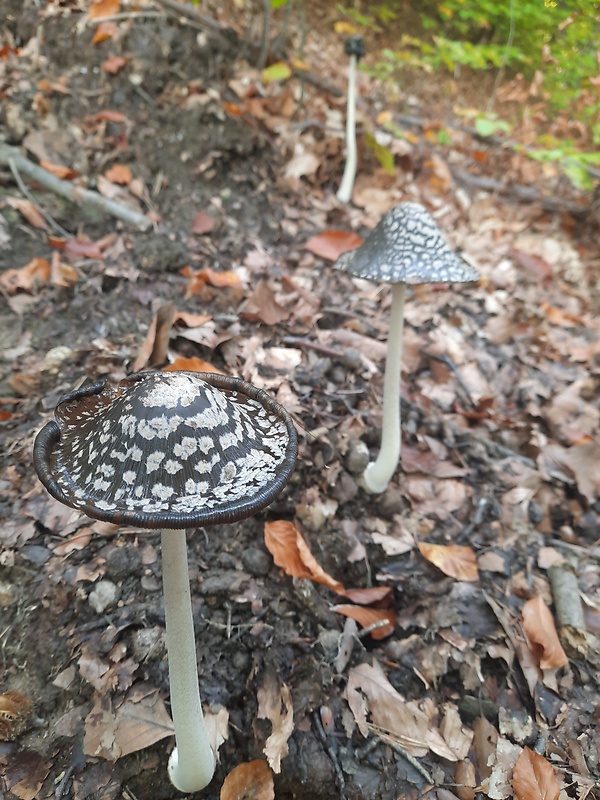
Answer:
[336,35,365,204]
[33,370,297,793]
[334,202,479,494]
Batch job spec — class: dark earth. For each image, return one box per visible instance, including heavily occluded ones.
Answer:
[1,2,599,800]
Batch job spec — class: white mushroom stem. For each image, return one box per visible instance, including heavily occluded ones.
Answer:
[336,52,358,204]
[161,529,215,793]
[363,283,406,494]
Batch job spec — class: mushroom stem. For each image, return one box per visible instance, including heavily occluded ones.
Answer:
[363,283,406,493]
[336,52,358,204]
[162,529,215,793]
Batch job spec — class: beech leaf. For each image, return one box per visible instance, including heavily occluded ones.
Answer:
[264,520,344,593]
[220,760,274,800]
[304,230,363,262]
[513,747,560,800]
[522,596,568,669]
[332,605,395,640]
[418,542,479,582]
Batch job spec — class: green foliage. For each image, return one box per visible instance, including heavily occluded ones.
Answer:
[525,142,600,191]
[364,132,395,174]
[474,114,512,138]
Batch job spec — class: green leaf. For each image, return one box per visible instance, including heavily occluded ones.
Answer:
[474,116,511,138]
[271,0,289,7]
[261,62,292,83]
[364,133,395,175]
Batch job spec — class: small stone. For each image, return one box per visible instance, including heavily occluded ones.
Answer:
[88,580,120,613]
[131,627,165,662]
[41,346,73,374]
[378,486,405,518]
[0,581,17,607]
[105,545,142,582]
[345,440,370,475]
[241,547,271,577]
[333,471,358,505]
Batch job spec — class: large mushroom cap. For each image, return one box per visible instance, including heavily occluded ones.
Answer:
[334,202,479,285]
[34,371,298,529]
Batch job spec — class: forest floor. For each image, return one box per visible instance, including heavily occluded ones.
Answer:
[0,2,599,800]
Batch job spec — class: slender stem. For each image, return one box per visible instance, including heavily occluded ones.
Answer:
[162,529,215,793]
[363,283,406,493]
[336,53,357,203]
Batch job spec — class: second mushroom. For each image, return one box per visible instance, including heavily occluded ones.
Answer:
[334,202,479,494]
[34,370,298,793]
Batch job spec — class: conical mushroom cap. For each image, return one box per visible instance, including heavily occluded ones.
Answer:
[34,371,297,529]
[334,202,479,285]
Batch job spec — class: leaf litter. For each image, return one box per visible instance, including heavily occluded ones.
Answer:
[0,2,599,799]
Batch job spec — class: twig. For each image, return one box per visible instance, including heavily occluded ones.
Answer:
[150,0,226,35]
[548,564,588,659]
[370,726,434,784]
[0,143,151,231]
[7,157,72,237]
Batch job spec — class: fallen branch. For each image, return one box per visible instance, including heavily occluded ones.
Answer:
[0,143,152,231]
[548,564,588,659]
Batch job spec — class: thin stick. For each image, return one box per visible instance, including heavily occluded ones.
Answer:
[0,143,151,231]
[7,157,71,238]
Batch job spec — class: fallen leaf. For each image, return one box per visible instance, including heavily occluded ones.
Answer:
[133,302,176,372]
[262,62,292,83]
[63,239,104,260]
[264,520,344,593]
[89,0,120,20]
[256,670,293,773]
[92,20,118,43]
[341,586,393,605]
[0,258,50,294]
[332,605,395,640]
[181,266,242,298]
[304,230,363,262]
[101,55,128,74]
[512,747,560,800]
[3,750,51,800]
[418,542,479,582]
[345,661,455,759]
[192,210,216,234]
[164,357,224,374]
[0,691,34,741]
[39,160,78,180]
[6,197,47,230]
[241,280,290,325]
[220,760,274,800]
[522,597,568,670]
[104,163,132,184]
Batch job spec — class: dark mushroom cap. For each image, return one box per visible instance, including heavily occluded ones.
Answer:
[344,35,365,60]
[334,202,479,285]
[34,371,298,529]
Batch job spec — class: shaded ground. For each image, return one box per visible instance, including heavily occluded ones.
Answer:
[1,3,599,800]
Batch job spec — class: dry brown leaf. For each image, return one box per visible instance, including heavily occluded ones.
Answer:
[418,542,479,582]
[192,210,216,235]
[512,747,560,800]
[181,266,242,298]
[522,597,568,670]
[345,662,454,758]
[63,238,104,260]
[341,586,393,605]
[50,252,79,287]
[6,197,48,230]
[220,760,274,800]
[133,302,176,372]
[92,20,118,43]
[304,230,363,262]
[83,685,174,760]
[256,670,293,774]
[264,520,344,594]
[0,257,51,294]
[102,55,128,74]
[332,605,395,640]
[0,690,34,741]
[104,163,132,184]
[3,750,51,800]
[89,0,120,19]
[165,357,224,374]
[241,280,290,326]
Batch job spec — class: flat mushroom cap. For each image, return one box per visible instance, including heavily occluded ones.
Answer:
[34,371,298,529]
[334,202,479,285]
